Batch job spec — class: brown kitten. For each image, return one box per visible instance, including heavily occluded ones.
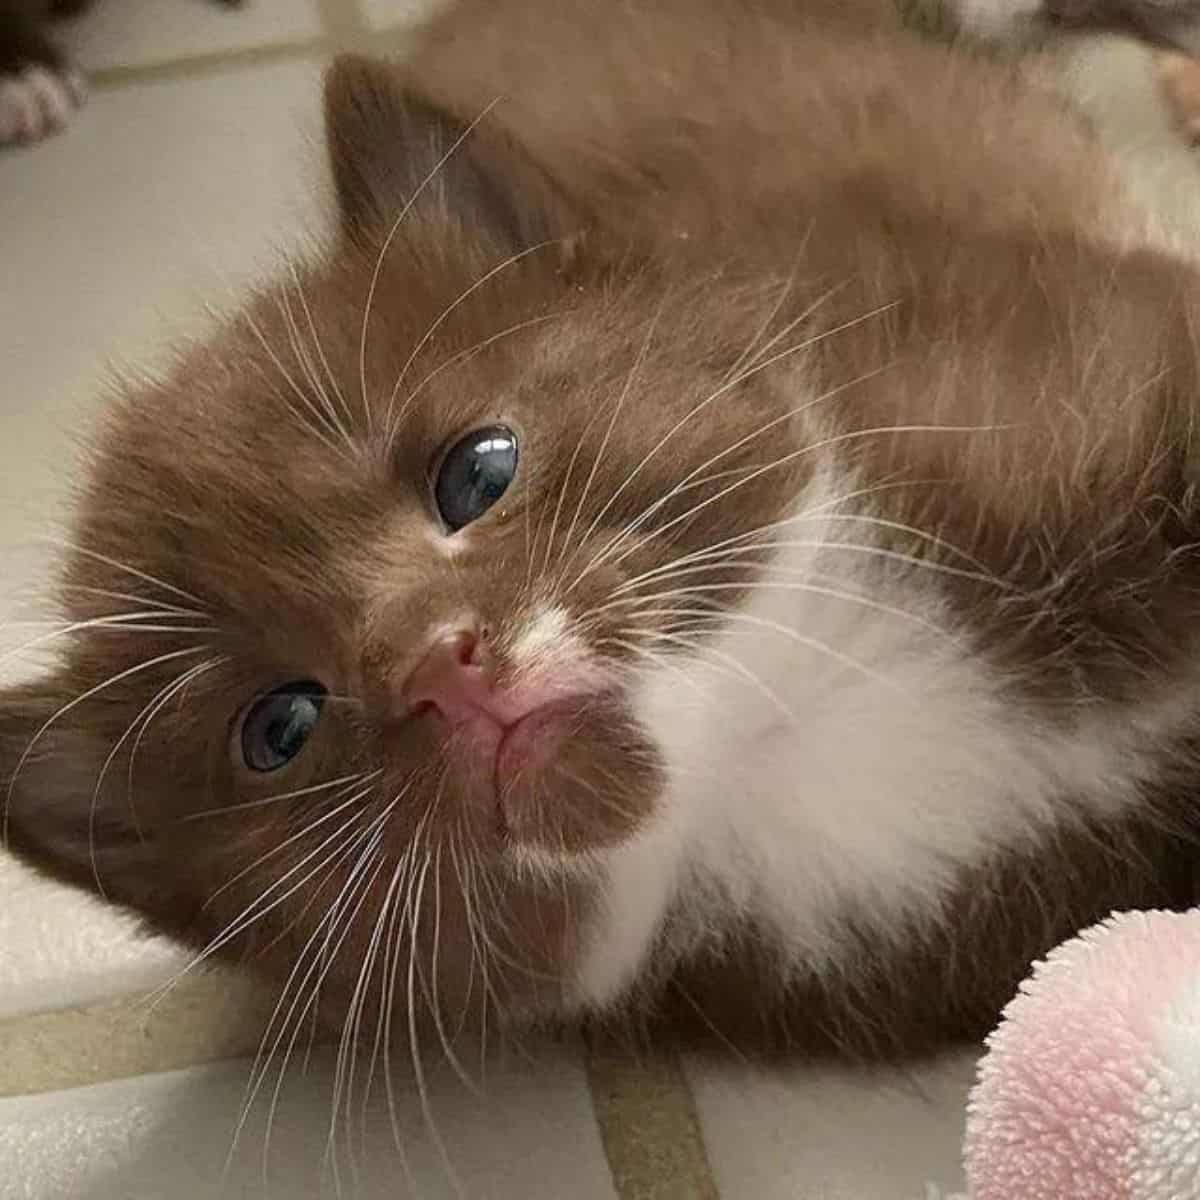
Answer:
[5,0,1200,1071]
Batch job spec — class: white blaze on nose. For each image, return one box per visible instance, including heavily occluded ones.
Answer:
[512,604,573,669]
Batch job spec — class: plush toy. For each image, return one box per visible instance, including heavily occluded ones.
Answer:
[964,910,1200,1200]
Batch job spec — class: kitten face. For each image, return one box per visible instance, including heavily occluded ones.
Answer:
[0,58,798,1027]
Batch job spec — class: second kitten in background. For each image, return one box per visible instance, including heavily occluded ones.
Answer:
[957,0,1200,45]
[0,0,242,147]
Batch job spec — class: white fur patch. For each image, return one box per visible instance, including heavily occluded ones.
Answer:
[953,0,1043,40]
[512,604,571,665]
[0,66,85,146]
[571,462,1200,1010]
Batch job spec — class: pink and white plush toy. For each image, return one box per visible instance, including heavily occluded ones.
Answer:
[965,910,1200,1200]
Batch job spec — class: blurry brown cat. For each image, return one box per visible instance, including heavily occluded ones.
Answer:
[6,0,1200,1082]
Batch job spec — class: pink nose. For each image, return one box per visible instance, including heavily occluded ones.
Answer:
[403,630,498,725]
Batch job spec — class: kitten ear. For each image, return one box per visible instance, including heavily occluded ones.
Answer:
[323,54,580,249]
[0,677,157,909]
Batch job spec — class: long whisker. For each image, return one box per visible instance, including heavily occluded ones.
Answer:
[590,422,1011,586]
[387,241,555,435]
[0,612,213,671]
[538,393,613,582]
[720,248,810,387]
[242,811,393,1185]
[566,365,890,591]
[638,536,1016,591]
[631,605,903,689]
[57,584,205,617]
[279,277,357,457]
[403,849,467,1198]
[201,773,383,910]
[559,303,902,585]
[337,835,414,1171]
[184,771,372,821]
[288,257,356,435]
[87,655,228,896]
[143,795,375,1014]
[388,314,561,449]
[551,298,667,585]
[382,809,435,1168]
[424,835,481,1095]
[242,306,352,461]
[36,539,208,608]
[360,834,420,1197]
[3,645,209,846]
[359,97,504,420]
[595,579,955,642]
[601,489,1012,603]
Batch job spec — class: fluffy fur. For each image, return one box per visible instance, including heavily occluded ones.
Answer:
[5,0,1200,1078]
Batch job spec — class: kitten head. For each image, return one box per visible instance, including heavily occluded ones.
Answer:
[0,56,797,1025]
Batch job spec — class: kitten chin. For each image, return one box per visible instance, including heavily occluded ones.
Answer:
[6,0,1200,1070]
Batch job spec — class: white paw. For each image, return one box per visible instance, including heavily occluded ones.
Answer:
[955,0,1044,39]
[0,65,87,146]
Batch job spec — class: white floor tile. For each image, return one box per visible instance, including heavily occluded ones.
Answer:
[687,1052,975,1200]
[0,1040,616,1200]
[60,0,323,72]
[0,58,332,1017]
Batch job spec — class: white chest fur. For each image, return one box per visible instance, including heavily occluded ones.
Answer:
[571,465,1194,1011]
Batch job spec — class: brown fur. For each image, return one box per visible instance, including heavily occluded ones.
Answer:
[5,0,1200,1072]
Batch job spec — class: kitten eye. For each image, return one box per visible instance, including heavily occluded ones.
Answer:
[434,425,518,533]
[240,681,326,773]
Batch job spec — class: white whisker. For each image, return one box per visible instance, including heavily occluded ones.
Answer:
[560,303,902,587]
[288,257,356,435]
[552,298,667,585]
[3,645,209,847]
[387,241,555,435]
[33,539,207,608]
[359,97,504,423]
[86,655,227,896]
[593,422,1012,585]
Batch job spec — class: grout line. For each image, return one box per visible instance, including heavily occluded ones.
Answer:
[0,971,275,1097]
[90,36,331,90]
[585,1036,722,1200]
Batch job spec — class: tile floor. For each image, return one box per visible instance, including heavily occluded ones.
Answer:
[0,4,1195,1199]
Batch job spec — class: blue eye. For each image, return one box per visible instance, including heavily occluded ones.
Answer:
[241,682,326,772]
[434,425,518,533]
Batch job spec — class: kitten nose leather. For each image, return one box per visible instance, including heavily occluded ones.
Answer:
[403,631,497,724]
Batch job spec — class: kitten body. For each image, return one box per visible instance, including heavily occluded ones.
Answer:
[6,0,1200,1061]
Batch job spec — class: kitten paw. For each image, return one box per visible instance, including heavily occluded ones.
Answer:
[0,65,86,146]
